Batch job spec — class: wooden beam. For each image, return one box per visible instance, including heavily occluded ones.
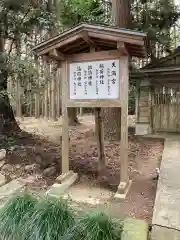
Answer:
[95,107,106,171]
[36,35,81,56]
[88,32,144,46]
[68,50,121,62]
[42,55,50,61]
[141,67,180,73]
[80,31,97,49]
[63,41,86,52]
[117,55,130,196]
[66,100,121,108]
[49,49,65,61]
[61,60,69,173]
[117,41,129,55]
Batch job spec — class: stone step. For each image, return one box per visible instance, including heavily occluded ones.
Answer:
[122,218,148,240]
[0,179,25,202]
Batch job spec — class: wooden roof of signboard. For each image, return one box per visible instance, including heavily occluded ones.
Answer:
[32,23,148,59]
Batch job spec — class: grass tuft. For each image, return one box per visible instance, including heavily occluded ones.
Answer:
[0,191,37,240]
[0,192,123,240]
[64,211,122,240]
[25,196,75,240]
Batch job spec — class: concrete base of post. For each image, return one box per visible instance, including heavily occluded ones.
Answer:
[115,180,132,199]
[56,170,77,183]
[46,171,78,197]
[135,123,152,136]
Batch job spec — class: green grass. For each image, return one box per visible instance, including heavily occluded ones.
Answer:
[63,211,122,240]
[25,196,75,240]
[0,191,37,240]
[0,192,124,240]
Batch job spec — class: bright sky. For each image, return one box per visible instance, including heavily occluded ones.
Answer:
[175,0,180,6]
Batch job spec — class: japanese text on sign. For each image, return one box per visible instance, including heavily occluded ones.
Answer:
[69,59,120,100]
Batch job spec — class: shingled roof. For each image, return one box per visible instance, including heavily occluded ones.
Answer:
[32,23,148,59]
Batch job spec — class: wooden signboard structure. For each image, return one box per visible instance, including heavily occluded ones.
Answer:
[33,23,147,198]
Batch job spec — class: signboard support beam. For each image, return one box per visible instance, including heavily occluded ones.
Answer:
[95,107,106,171]
[58,60,78,186]
[61,60,69,174]
[115,56,132,199]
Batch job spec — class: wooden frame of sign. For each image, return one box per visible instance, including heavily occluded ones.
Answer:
[33,23,147,198]
[62,50,129,193]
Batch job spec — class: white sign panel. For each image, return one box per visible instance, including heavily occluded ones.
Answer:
[69,59,120,100]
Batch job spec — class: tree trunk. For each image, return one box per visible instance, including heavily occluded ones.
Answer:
[0,35,20,134]
[0,70,20,133]
[68,108,79,125]
[103,0,131,140]
[111,0,131,27]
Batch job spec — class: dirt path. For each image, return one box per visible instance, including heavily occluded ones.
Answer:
[0,115,163,223]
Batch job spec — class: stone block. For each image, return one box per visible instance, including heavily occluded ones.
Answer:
[122,218,148,240]
[0,179,25,200]
[46,172,78,197]
[115,180,132,200]
[151,225,180,240]
[0,174,6,187]
[135,123,151,135]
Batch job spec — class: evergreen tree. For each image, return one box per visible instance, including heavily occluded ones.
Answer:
[0,0,53,133]
[132,0,180,60]
[57,0,106,28]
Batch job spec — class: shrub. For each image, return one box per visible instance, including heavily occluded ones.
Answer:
[25,196,75,240]
[0,192,37,240]
[0,192,123,240]
[63,211,122,240]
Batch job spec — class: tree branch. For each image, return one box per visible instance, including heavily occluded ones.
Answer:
[7,8,31,56]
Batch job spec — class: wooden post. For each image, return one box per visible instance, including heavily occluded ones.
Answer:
[41,93,44,117]
[56,68,61,118]
[61,61,69,173]
[43,58,50,119]
[48,63,52,119]
[44,84,49,119]
[29,88,33,117]
[117,56,130,195]
[51,62,57,121]
[35,87,40,118]
[35,93,40,118]
[79,107,83,116]
[95,107,106,170]
[35,58,40,118]
[26,82,33,117]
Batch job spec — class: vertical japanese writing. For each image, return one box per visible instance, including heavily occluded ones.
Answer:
[73,71,76,95]
[87,65,93,90]
[111,61,116,84]
[107,67,111,96]
[99,63,104,85]
[84,69,88,95]
[95,68,99,95]
[77,66,82,87]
